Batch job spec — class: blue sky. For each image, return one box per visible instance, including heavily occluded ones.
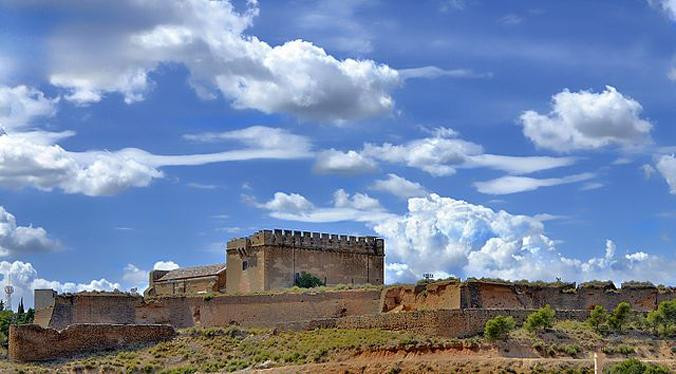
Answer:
[0,0,675,307]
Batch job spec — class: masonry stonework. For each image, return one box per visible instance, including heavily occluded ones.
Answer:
[8,324,175,362]
[226,229,384,293]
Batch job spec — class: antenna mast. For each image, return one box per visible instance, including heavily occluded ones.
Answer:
[4,273,14,311]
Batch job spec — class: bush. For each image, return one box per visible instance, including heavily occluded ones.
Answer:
[604,358,669,374]
[295,272,324,288]
[483,315,515,341]
[525,305,555,333]
[602,344,635,355]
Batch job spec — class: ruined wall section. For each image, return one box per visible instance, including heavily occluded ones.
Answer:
[284,309,589,338]
[46,293,142,330]
[381,281,462,312]
[135,297,203,328]
[385,281,675,312]
[462,282,674,312]
[8,324,175,362]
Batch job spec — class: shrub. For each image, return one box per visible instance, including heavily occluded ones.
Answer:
[604,358,669,374]
[483,315,515,341]
[525,305,556,333]
[294,272,324,288]
[602,344,635,355]
[579,280,615,290]
[608,302,631,333]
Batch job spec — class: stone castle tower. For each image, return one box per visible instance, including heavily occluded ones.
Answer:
[226,229,385,293]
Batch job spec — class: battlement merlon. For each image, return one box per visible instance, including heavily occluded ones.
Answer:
[226,229,385,256]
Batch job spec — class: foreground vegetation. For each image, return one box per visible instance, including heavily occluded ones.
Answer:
[0,321,671,373]
[0,300,672,373]
[0,327,461,373]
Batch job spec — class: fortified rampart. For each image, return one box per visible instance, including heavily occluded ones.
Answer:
[226,229,385,293]
[34,280,674,332]
[382,280,675,313]
[8,324,175,362]
[284,309,590,338]
[37,289,382,329]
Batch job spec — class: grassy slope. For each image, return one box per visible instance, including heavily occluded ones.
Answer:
[0,323,673,373]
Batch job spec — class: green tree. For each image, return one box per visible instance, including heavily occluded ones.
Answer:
[483,315,515,341]
[608,302,631,333]
[524,305,555,333]
[0,300,4,311]
[587,305,608,334]
[646,299,676,337]
[17,297,24,316]
[294,272,324,288]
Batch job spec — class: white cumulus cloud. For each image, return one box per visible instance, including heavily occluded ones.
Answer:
[370,174,427,199]
[0,85,59,131]
[656,154,676,194]
[313,149,377,175]
[255,189,393,223]
[649,0,676,20]
[27,0,400,123]
[519,86,653,152]
[0,206,59,256]
[374,194,675,284]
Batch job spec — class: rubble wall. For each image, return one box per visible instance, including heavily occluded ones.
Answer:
[8,324,175,362]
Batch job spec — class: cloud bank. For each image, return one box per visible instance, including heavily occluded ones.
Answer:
[374,194,675,284]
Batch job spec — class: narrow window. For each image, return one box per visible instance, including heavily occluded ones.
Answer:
[242,260,248,271]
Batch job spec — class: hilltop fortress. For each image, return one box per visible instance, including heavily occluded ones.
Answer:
[10,228,676,362]
[144,229,385,297]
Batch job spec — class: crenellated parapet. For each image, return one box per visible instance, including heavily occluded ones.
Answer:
[227,229,384,256]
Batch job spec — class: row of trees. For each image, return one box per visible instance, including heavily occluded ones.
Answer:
[484,299,676,341]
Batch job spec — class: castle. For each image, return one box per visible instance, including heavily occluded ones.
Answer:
[14,228,675,362]
[145,229,385,297]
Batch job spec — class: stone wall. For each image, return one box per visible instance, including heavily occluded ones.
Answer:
[38,293,142,330]
[8,324,175,362]
[199,289,382,328]
[384,281,675,313]
[381,281,462,312]
[310,309,588,338]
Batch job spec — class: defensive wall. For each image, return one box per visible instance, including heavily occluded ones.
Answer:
[382,280,675,313]
[34,280,675,331]
[281,309,590,338]
[8,323,175,362]
[36,289,382,329]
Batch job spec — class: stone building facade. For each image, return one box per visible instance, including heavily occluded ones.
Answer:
[226,229,385,293]
[145,264,226,297]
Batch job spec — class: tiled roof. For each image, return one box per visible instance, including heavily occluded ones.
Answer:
[157,264,225,281]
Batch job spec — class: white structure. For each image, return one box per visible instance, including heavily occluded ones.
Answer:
[4,274,14,311]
